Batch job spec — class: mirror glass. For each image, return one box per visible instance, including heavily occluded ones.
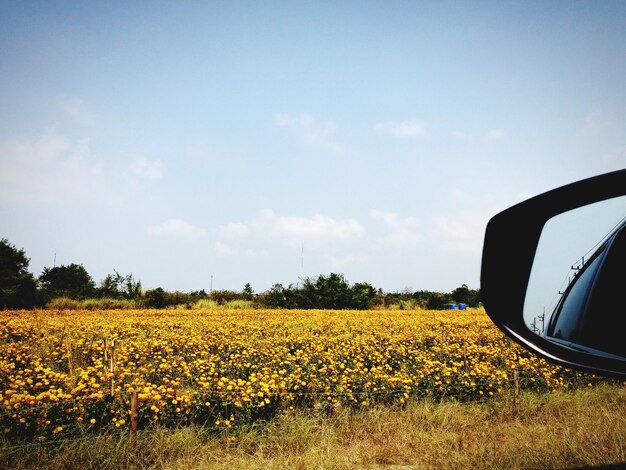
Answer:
[524,196,626,356]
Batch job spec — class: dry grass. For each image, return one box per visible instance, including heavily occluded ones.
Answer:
[3,383,625,470]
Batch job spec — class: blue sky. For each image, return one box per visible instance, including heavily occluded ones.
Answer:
[1,1,625,293]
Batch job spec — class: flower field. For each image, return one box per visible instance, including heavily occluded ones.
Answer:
[0,308,598,441]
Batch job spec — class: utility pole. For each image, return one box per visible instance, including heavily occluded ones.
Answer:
[210,274,213,294]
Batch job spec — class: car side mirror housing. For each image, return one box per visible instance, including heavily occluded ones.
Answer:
[481,169,626,377]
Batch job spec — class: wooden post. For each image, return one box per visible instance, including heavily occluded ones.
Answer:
[130,390,138,435]
[513,369,520,415]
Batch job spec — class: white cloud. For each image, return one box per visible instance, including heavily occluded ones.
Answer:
[325,254,356,270]
[273,113,343,152]
[374,120,424,138]
[214,242,268,258]
[0,130,103,204]
[260,209,364,239]
[451,131,467,139]
[486,129,503,140]
[215,241,239,256]
[148,218,207,240]
[219,222,250,238]
[59,98,95,126]
[245,248,269,257]
[429,212,487,254]
[130,158,163,181]
[371,210,421,244]
[211,210,364,262]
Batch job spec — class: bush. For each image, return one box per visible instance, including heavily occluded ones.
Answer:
[223,299,255,309]
[81,298,138,310]
[46,297,139,310]
[192,299,255,310]
[263,274,377,310]
[143,288,167,308]
[210,289,245,305]
[192,299,219,309]
[46,297,82,310]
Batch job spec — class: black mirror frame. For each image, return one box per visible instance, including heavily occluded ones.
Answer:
[481,169,626,378]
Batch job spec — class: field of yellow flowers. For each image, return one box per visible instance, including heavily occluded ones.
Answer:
[0,308,597,441]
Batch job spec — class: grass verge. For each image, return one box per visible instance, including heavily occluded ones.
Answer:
[2,383,625,470]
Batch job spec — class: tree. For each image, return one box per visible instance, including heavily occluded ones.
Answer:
[98,270,142,299]
[350,282,377,310]
[314,273,351,309]
[265,284,287,308]
[39,263,95,300]
[262,274,379,310]
[242,283,254,300]
[451,284,481,307]
[143,287,166,308]
[0,239,36,309]
[210,289,244,305]
[451,284,471,304]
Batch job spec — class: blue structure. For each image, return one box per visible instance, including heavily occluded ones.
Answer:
[459,303,467,310]
[443,303,458,310]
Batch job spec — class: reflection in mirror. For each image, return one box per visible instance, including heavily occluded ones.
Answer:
[524,196,626,356]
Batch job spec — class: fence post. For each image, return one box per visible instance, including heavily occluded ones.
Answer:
[130,390,138,435]
[513,369,520,415]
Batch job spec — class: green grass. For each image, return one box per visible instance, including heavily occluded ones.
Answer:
[3,383,625,469]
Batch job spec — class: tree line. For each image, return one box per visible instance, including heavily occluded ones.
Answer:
[0,238,480,310]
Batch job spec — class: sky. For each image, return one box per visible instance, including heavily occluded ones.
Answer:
[1,1,625,294]
[524,195,626,330]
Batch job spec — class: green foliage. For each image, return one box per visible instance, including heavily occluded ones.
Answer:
[39,263,95,301]
[0,238,30,276]
[141,288,209,309]
[376,286,481,310]
[242,283,254,300]
[350,282,378,310]
[210,289,245,305]
[451,283,481,306]
[315,273,351,309]
[265,273,377,310]
[143,287,166,308]
[0,239,37,309]
[97,270,142,300]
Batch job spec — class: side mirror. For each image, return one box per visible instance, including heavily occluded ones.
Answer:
[481,169,626,377]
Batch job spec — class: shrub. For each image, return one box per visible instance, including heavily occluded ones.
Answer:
[46,297,81,310]
[192,299,219,309]
[222,299,255,309]
[46,297,139,310]
[192,299,255,310]
[81,298,138,310]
